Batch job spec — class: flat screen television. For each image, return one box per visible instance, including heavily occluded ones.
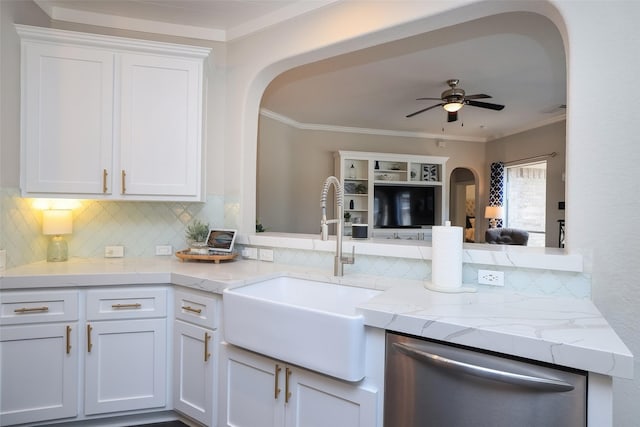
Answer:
[374,185,435,228]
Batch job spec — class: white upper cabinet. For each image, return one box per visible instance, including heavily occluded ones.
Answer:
[17,25,210,201]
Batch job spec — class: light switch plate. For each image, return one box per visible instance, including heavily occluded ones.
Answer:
[105,245,124,258]
[155,245,172,256]
[259,248,274,262]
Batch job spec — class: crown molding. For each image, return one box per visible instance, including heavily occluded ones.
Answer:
[260,109,488,143]
[260,109,566,143]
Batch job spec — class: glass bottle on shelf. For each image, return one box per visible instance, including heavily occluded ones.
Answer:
[349,199,354,209]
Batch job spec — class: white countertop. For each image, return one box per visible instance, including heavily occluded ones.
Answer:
[0,256,632,379]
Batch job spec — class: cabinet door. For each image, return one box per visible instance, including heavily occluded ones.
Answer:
[173,320,216,426]
[285,367,378,427]
[84,318,166,415]
[0,323,78,425]
[118,53,203,199]
[220,343,284,427]
[21,41,114,195]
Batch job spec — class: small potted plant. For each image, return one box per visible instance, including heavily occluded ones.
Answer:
[185,219,209,254]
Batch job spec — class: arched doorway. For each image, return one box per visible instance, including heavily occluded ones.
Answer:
[449,167,478,242]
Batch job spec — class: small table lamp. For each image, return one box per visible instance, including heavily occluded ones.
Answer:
[43,209,73,262]
[484,205,504,229]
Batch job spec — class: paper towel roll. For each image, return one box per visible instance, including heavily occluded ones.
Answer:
[430,222,463,290]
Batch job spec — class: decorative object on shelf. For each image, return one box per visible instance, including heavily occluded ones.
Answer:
[422,164,438,181]
[43,209,73,262]
[185,219,209,254]
[349,162,357,178]
[256,220,266,232]
[344,212,352,222]
[355,183,367,194]
[349,199,355,209]
[484,205,504,229]
[375,160,380,170]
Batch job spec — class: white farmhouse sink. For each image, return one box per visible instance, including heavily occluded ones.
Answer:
[223,276,381,381]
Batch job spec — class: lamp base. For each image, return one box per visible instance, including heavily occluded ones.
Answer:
[47,235,68,262]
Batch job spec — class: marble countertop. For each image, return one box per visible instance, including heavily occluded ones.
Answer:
[0,256,632,379]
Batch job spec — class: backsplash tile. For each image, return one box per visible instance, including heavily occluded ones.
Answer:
[0,187,224,267]
[1,186,591,299]
[247,245,591,299]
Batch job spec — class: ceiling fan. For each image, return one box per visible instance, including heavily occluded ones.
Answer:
[406,79,505,122]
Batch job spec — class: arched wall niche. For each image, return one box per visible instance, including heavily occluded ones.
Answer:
[234,0,568,245]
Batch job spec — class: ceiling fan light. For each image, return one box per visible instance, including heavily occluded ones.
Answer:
[443,102,463,112]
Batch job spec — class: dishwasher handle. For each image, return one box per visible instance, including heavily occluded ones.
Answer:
[393,342,575,392]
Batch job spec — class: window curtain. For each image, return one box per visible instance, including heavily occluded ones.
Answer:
[489,162,505,228]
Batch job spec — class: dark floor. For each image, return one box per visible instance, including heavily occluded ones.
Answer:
[129,422,190,427]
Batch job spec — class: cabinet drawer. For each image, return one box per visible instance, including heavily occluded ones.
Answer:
[86,287,167,320]
[0,290,78,325]
[174,288,220,329]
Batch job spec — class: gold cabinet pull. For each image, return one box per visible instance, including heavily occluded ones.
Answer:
[204,332,211,362]
[14,306,49,314]
[87,324,93,353]
[182,305,202,314]
[285,367,292,403]
[121,170,126,194]
[111,303,142,309]
[274,364,282,399]
[66,325,72,354]
[102,168,108,193]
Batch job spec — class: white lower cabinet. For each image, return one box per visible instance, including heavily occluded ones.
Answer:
[0,290,79,426]
[0,323,79,425]
[84,318,167,414]
[173,288,221,426]
[85,288,168,415]
[220,343,377,427]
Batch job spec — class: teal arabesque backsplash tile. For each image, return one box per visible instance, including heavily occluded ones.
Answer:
[0,187,590,298]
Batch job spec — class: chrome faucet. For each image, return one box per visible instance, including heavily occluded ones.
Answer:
[320,176,355,276]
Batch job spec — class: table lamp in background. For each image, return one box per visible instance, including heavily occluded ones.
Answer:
[484,206,504,229]
[43,210,73,262]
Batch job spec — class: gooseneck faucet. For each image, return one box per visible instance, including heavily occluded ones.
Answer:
[320,176,355,276]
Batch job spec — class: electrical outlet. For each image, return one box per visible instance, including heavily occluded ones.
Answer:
[478,269,504,286]
[242,247,258,259]
[155,245,172,256]
[104,245,124,258]
[259,248,274,262]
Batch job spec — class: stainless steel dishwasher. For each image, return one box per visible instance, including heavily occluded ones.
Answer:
[384,332,587,427]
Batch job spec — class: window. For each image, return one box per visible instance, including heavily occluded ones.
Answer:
[505,161,546,247]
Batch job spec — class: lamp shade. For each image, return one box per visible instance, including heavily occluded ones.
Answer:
[484,206,504,219]
[43,210,73,235]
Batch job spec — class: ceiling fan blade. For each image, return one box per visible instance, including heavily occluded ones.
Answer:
[447,111,458,122]
[416,97,443,101]
[466,100,505,111]
[465,93,492,100]
[406,103,443,118]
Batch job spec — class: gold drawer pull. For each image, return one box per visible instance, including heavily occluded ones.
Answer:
[285,367,292,403]
[112,303,142,309]
[204,332,211,362]
[66,325,72,354]
[121,170,126,194]
[14,306,49,314]
[182,305,202,314]
[87,324,93,353]
[274,364,282,399]
[102,168,108,193]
